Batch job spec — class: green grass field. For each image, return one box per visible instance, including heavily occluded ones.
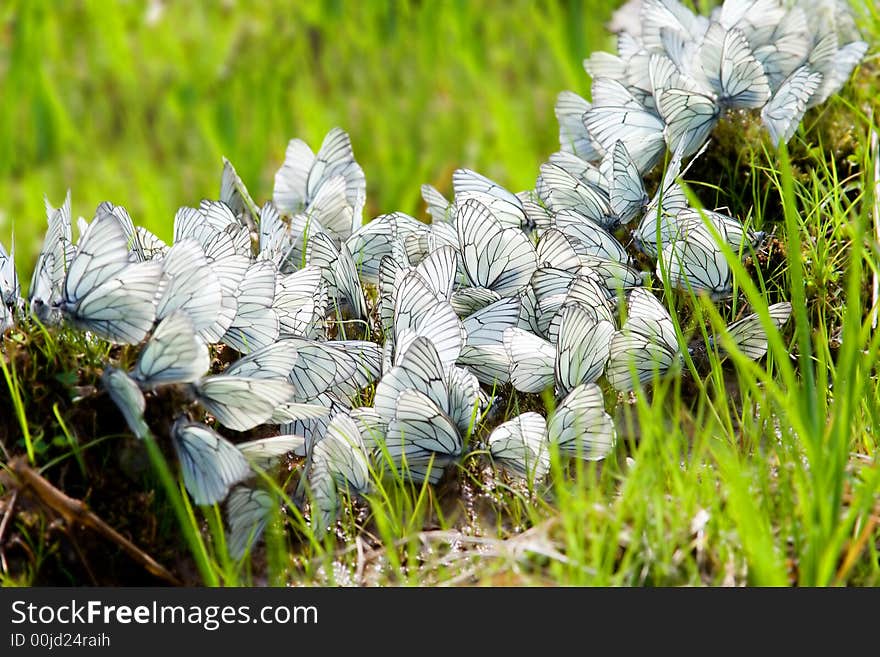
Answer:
[1,0,879,586]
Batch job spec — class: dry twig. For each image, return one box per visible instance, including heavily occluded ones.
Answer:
[5,457,181,585]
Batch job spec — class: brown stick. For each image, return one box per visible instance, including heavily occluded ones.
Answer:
[8,457,181,585]
[0,490,18,574]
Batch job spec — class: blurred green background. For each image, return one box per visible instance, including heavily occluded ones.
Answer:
[0,0,617,284]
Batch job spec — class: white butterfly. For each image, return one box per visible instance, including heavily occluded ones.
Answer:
[171,418,251,506]
[155,239,224,336]
[174,201,248,255]
[307,413,371,534]
[609,141,650,225]
[456,198,537,298]
[761,65,823,144]
[675,208,763,252]
[273,127,366,242]
[552,210,630,264]
[421,183,453,223]
[94,201,146,263]
[504,303,614,396]
[30,191,75,313]
[191,375,298,432]
[536,161,614,229]
[273,265,327,339]
[0,238,20,310]
[712,301,792,361]
[225,485,273,559]
[237,434,306,472]
[385,388,462,485]
[536,228,583,273]
[583,78,667,174]
[307,230,369,323]
[102,366,150,440]
[657,215,735,299]
[544,274,617,344]
[553,304,616,396]
[458,296,521,385]
[547,383,616,461]
[379,246,458,338]
[220,156,260,233]
[387,269,464,372]
[135,226,169,260]
[696,22,771,109]
[487,412,551,482]
[658,86,721,158]
[345,212,426,284]
[222,260,280,354]
[633,142,695,257]
[257,201,305,272]
[555,90,601,162]
[606,288,682,391]
[373,335,451,426]
[446,365,485,434]
[453,168,529,230]
[132,312,210,389]
[58,209,163,344]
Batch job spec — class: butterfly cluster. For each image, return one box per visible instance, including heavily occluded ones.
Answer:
[0,0,862,559]
[564,0,867,166]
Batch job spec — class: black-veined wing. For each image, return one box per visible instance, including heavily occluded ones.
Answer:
[547,383,616,461]
[456,199,537,298]
[658,216,734,300]
[102,366,150,440]
[222,260,280,353]
[191,375,296,432]
[658,85,721,159]
[274,265,327,339]
[0,239,20,308]
[609,141,649,225]
[374,335,450,422]
[220,156,260,232]
[761,65,823,145]
[421,184,453,223]
[59,210,163,344]
[306,230,369,322]
[605,288,682,391]
[132,312,210,389]
[386,389,462,474]
[345,212,425,284]
[503,326,555,393]
[555,90,600,162]
[487,412,550,483]
[453,168,527,230]
[714,301,792,361]
[554,210,630,264]
[225,485,274,560]
[697,22,771,109]
[536,162,613,229]
[171,418,251,506]
[155,239,224,335]
[308,412,371,534]
[555,304,615,396]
